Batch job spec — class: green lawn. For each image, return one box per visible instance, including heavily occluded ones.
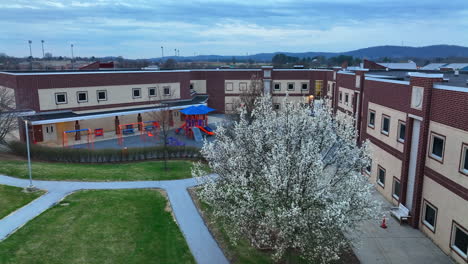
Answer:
[0,160,199,181]
[0,185,45,219]
[0,189,195,264]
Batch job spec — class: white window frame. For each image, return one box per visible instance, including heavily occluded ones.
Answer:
[76,91,88,103]
[365,159,372,175]
[451,222,468,259]
[301,82,308,90]
[381,115,390,135]
[163,86,171,96]
[368,110,376,128]
[429,133,445,161]
[377,166,385,187]
[55,92,67,104]
[339,92,342,102]
[132,88,142,99]
[422,200,437,232]
[398,121,406,143]
[148,87,157,97]
[97,90,107,101]
[273,103,280,110]
[239,82,247,91]
[225,82,233,91]
[460,144,468,175]
[273,83,281,91]
[345,93,349,105]
[392,178,401,200]
[287,82,295,91]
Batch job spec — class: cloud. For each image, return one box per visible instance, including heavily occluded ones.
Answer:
[0,0,467,58]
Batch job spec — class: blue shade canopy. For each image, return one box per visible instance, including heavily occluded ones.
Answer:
[179,105,215,115]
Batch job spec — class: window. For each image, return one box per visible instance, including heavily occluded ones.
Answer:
[451,222,468,259]
[77,91,87,103]
[132,88,141,98]
[460,144,468,175]
[274,104,280,110]
[225,103,233,112]
[392,178,401,200]
[345,93,349,105]
[422,200,437,232]
[429,133,445,161]
[398,121,406,143]
[381,115,390,135]
[365,159,372,175]
[239,82,247,91]
[55,92,67,104]
[315,80,323,97]
[163,87,171,96]
[189,83,194,90]
[225,82,233,91]
[287,83,294,91]
[368,110,376,128]
[339,92,342,102]
[301,83,308,90]
[274,83,281,91]
[377,166,385,187]
[97,90,107,101]
[148,87,156,97]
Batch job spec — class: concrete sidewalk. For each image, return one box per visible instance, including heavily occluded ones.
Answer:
[0,175,228,264]
[348,191,453,264]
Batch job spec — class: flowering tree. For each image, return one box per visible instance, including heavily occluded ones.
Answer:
[193,95,380,263]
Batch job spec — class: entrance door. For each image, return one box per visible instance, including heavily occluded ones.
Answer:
[42,124,57,142]
[32,125,43,143]
[406,119,420,211]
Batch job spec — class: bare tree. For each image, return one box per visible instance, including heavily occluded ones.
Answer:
[149,102,173,171]
[0,87,17,145]
[233,73,264,123]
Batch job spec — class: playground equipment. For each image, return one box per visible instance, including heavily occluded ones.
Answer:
[176,105,216,138]
[117,122,144,145]
[62,128,94,148]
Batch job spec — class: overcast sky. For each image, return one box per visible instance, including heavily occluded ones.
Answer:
[1,0,467,59]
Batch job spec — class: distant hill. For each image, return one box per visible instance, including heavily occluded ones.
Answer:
[150,45,468,62]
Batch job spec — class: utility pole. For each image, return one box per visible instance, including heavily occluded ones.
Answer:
[24,120,35,190]
[71,44,74,70]
[28,40,33,70]
[174,48,177,57]
[161,46,164,60]
[41,40,45,58]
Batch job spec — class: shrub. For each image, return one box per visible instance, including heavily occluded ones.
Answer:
[7,141,202,163]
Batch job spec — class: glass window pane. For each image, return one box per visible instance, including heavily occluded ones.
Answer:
[424,204,436,226]
[432,136,444,157]
[454,226,468,255]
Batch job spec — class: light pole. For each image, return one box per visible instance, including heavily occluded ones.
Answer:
[24,120,35,190]
[28,40,33,70]
[161,46,164,60]
[70,44,74,70]
[174,48,177,57]
[41,40,45,58]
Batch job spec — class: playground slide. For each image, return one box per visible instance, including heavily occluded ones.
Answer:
[175,123,187,134]
[196,126,215,136]
[192,127,203,142]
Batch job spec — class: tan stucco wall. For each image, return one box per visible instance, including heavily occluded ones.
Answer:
[191,80,207,94]
[368,142,402,205]
[420,176,468,264]
[224,80,252,94]
[37,83,181,111]
[337,87,354,112]
[426,121,468,189]
[366,102,406,153]
[271,80,310,94]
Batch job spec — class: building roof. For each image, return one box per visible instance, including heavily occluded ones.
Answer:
[441,63,468,70]
[27,95,209,125]
[365,70,468,87]
[420,63,447,70]
[376,62,417,70]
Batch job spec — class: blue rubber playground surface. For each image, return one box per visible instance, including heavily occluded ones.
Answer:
[73,128,216,149]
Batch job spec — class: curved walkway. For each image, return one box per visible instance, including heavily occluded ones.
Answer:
[0,175,228,264]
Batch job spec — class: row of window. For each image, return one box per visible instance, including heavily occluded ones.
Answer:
[338,91,353,107]
[225,82,248,92]
[422,200,468,260]
[365,162,468,260]
[54,87,172,105]
[428,133,468,175]
[368,110,406,143]
[273,82,309,91]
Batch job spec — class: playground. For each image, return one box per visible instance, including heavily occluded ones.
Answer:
[71,110,226,150]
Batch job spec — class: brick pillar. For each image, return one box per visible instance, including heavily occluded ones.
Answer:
[331,67,341,114]
[354,70,367,143]
[407,74,443,228]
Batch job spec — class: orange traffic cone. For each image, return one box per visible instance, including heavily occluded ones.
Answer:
[380,216,388,229]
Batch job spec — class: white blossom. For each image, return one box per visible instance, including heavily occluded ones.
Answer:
[193,95,381,263]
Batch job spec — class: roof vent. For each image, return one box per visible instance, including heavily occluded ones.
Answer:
[454,70,459,76]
